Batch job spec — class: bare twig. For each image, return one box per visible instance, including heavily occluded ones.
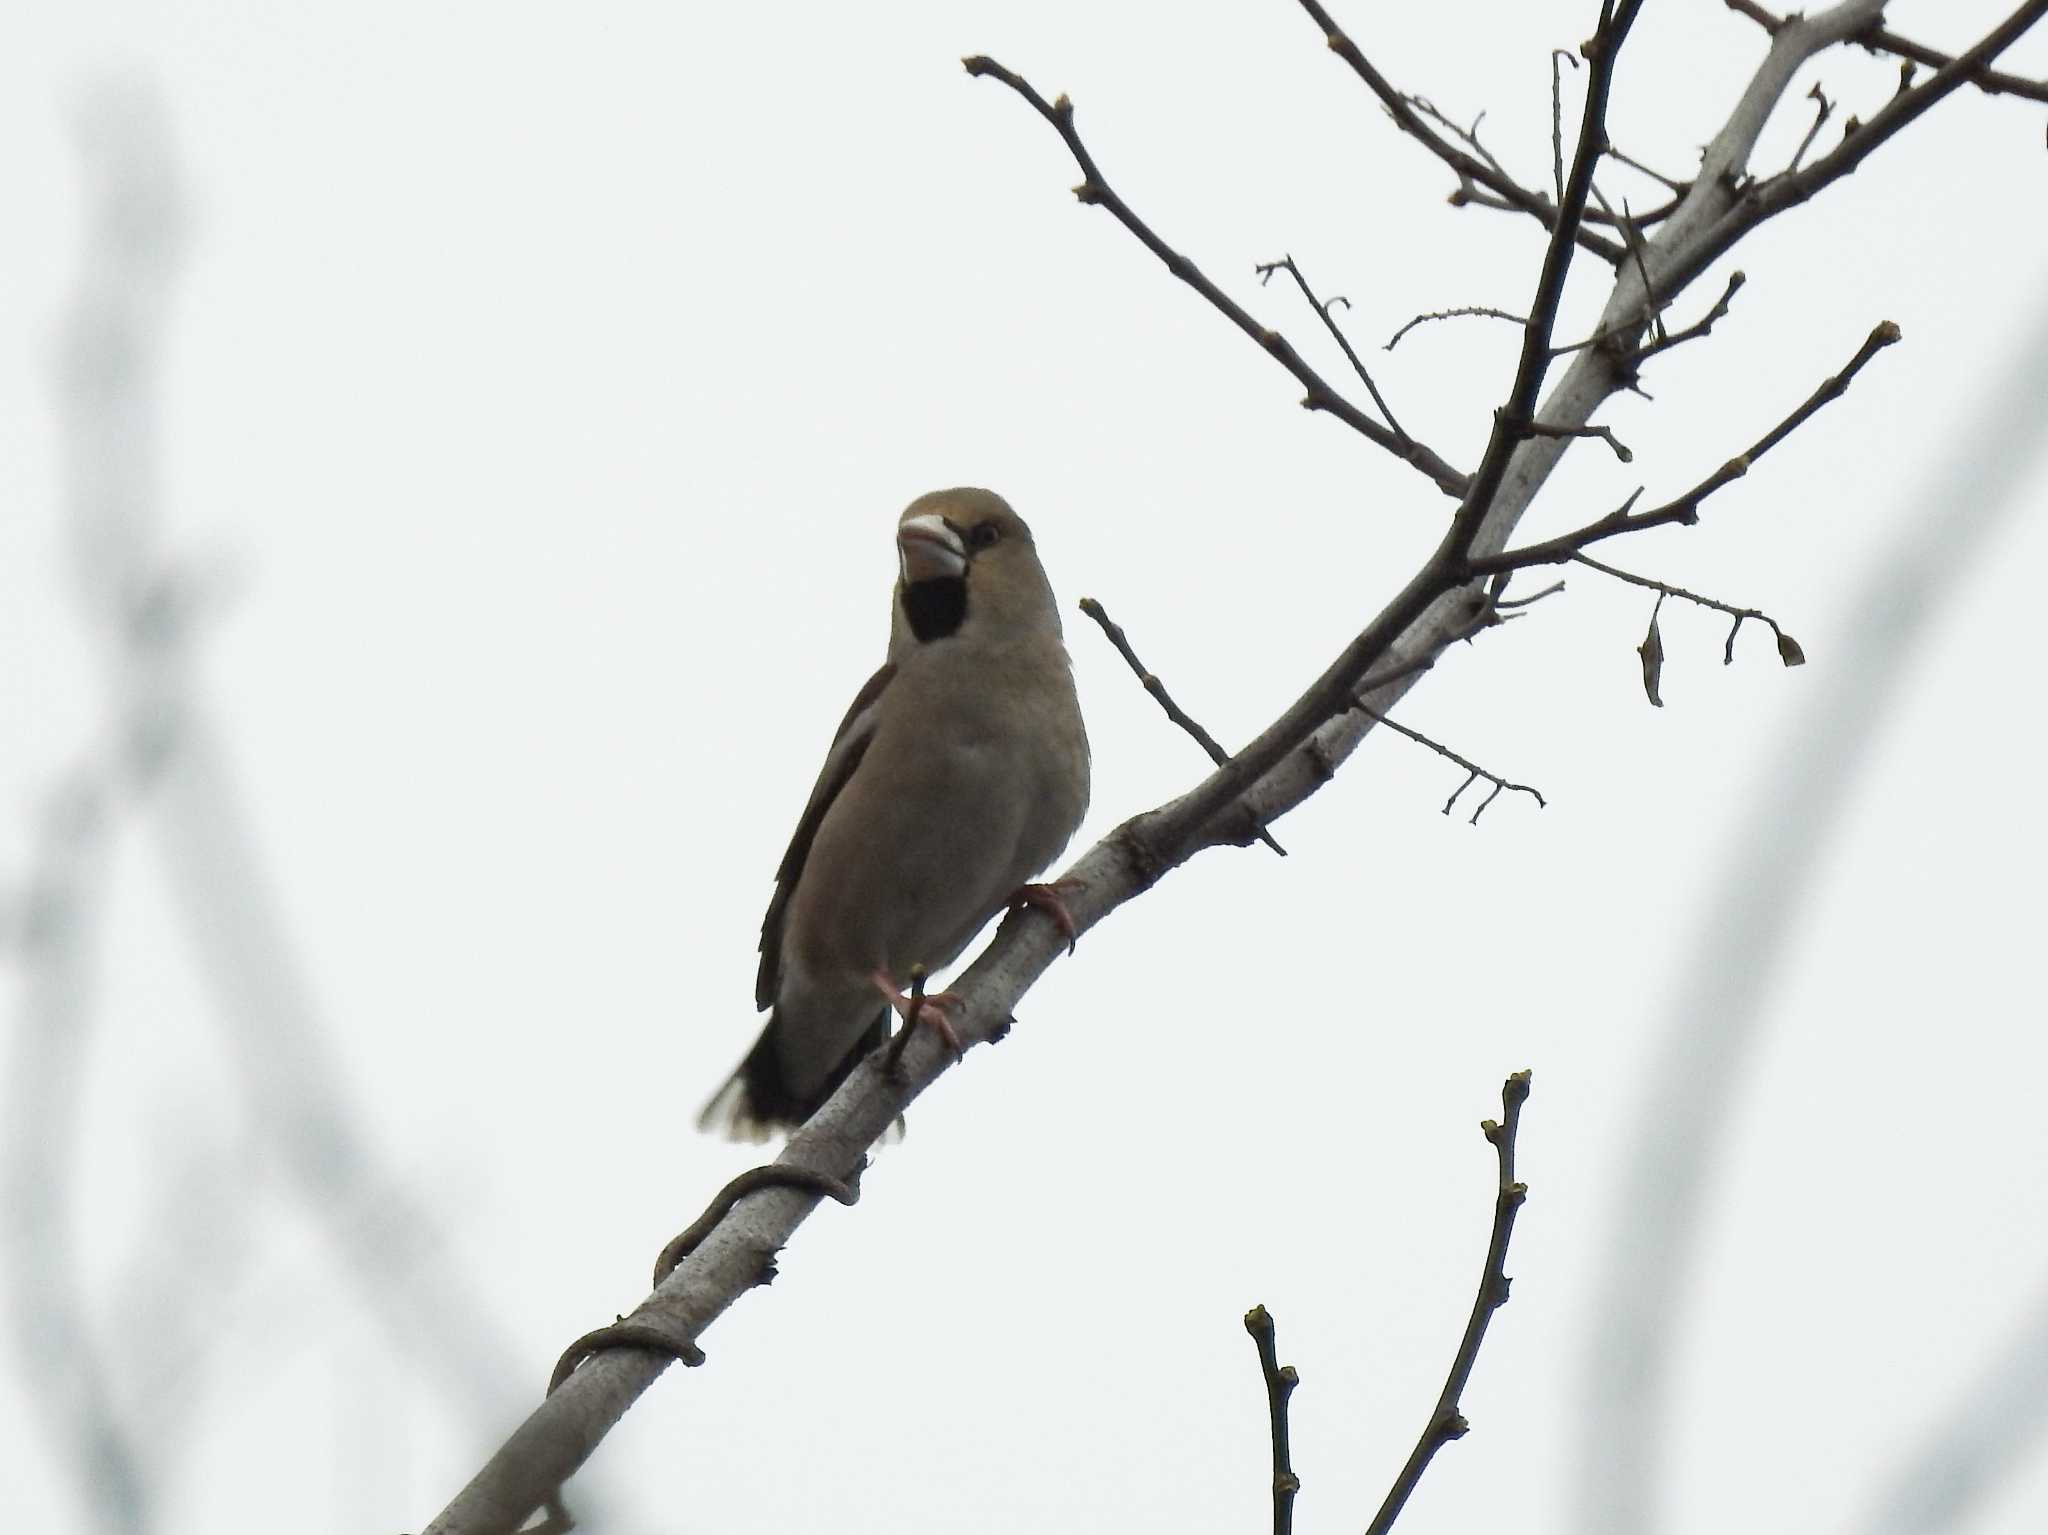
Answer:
[1079,597,1286,855]
[1300,11,1630,262]
[1244,1306,1301,1535]
[1358,708,1548,823]
[1414,85,1683,235]
[1790,81,1837,172]
[1445,0,1650,555]
[1366,1071,1533,1535]
[1589,184,1665,346]
[1551,50,1577,206]
[1405,96,1520,190]
[1470,319,1901,573]
[1524,415,1633,462]
[1254,255,1406,439]
[962,56,1470,499]
[1605,143,1689,195]
[1627,269,1747,366]
[1385,305,1528,352]
[1552,267,1746,362]
[1571,553,1806,667]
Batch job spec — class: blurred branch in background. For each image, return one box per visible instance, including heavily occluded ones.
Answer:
[1858,1281,2048,1535]
[1572,295,2048,1535]
[2,78,544,1532]
[3,79,190,1535]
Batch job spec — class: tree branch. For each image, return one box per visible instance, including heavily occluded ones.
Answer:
[1650,1,2048,322]
[1446,0,1649,555]
[1385,304,1528,352]
[1244,1306,1300,1535]
[1571,552,1806,669]
[1254,254,1408,440]
[1078,597,1286,856]
[1467,319,1901,574]
[961,55,1470,499]
[1365,1071,1533,1535]
[1356,708,1549,823]
[419,5,2045,1526]
[1298,1,1631,263]
[1726,0,2048,104]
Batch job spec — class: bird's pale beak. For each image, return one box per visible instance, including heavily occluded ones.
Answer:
[898,514,968,584]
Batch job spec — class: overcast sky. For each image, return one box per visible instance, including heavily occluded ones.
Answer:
[4,3,2048,1533]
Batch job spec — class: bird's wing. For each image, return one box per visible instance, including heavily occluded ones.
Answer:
[755,660,898,1011]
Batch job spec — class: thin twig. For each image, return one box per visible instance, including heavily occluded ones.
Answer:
[1723,0,1785,30]
[1244,1306,1301,1535]
[1470,319,1901,573]
[1385,305,1528,351]
[1365,1071,1534,1535]
[1604,143,1689,194]
[1628,269,1747,366]
[1255,255,1407,439]
[1523,415,1633,462]
[1445,0,1650,556]
[1078,597,1286,856]
[1404,95,1521,195]
[1590,184,1664,345]
[1790,81,1837,172]
[1552,266,1745,362]
[1296,0,1631,263]
[1551,50,1577,206]
[963,56,1470,499]
[1356,707,1548,823]
[1572,553,1806,666]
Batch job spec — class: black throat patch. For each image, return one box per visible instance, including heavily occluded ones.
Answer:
[901,576,967,642]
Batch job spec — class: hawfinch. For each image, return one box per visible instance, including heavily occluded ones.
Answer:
[698,488,1091,1140]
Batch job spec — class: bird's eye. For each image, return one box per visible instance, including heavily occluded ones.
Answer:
[967,522,1002,550]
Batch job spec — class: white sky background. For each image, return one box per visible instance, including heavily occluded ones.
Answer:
[3,2,2047,1532]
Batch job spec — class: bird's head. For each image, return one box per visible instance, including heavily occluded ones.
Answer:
[893,487,1057,646]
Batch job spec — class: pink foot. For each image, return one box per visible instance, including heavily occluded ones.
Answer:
[1008,878,1086,955]
[871,969,963,1056]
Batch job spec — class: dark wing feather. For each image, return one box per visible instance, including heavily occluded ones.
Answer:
[755,661,898,1010]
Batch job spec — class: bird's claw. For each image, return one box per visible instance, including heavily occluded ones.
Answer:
[1008,878,1085,955]
[872,970,964,1060]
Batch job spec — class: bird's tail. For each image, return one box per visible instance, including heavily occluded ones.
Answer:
[696,1010,891,1143]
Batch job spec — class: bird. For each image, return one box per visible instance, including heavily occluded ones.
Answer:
[698,487,1091,1141]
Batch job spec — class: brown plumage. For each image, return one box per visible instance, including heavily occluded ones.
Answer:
[698,488,1090,1140]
